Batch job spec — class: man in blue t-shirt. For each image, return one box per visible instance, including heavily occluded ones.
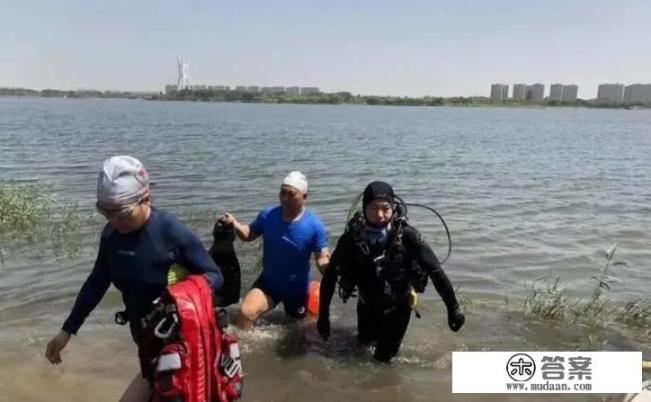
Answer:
[222,171,330,330]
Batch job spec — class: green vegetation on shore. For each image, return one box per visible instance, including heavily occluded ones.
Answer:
[0,181,91,258]
[524,243,651,337]
[155,89,648,109]
[0,181,50,241]
[0,87,154,99]
[1,86,648,108]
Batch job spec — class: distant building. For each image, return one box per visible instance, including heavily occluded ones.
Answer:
[623,84,651,105]
[262,86,285,94]
[549,84,578,102]
[561,85,578,102]
[176,56,190,91]
[526,83,545,101]
[490,84,509,101]
[300,87,320,95]
[512,84,526,100]
[549,84,563,101]
[285,86,300,96]
[164,77,323,97]
[597,83,624,104]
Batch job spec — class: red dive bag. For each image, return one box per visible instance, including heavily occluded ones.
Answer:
[150,275,243,402]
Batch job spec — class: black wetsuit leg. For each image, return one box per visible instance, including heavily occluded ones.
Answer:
[357,296,379,345]
[373,301,412,363]
[131,317,163,381]
[210,222,241,307]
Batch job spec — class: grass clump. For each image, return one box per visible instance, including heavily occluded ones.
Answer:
[0,180,92,259]
[524,243,650,333]
[524,275,572,320]
[0,181,50,240]
[619,299,651,334]
[570,243,619,326]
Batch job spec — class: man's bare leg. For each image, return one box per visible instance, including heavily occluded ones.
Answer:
[237,288,275,330]
[119,374,151,402]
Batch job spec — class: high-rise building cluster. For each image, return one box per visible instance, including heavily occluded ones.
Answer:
[549,84,578,102]
[596,83,651,105]
[490,82,651,105]
[490,84,508,100]
[490,83,577,102]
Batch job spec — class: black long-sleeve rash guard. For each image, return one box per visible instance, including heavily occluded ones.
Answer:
[320,224,459,317]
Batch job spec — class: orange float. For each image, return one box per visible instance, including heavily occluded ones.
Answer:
[307,280,320,316]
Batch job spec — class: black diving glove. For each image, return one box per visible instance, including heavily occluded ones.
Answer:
[448,307,465,332]
[317,314,330,340]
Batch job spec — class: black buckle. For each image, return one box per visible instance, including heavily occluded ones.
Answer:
[114,311,129,326]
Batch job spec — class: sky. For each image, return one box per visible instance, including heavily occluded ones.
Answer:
[1,0,650,98]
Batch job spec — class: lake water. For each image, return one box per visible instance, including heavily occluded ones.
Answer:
[1,97,650,401]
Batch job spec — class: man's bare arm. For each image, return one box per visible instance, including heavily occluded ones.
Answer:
[314,248,330,275]
[221,213,259,242]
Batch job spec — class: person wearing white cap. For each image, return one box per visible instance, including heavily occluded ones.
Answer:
[44,155,223,402]
[221,171,330,330]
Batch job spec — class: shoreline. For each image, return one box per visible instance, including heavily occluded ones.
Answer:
[1,87,648,109]
[1,93,647,110]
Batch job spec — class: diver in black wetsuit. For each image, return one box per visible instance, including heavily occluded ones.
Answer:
[317,181,465,362]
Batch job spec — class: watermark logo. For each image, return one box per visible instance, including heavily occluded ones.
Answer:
[506,353,536,382]
[452,351,641,393]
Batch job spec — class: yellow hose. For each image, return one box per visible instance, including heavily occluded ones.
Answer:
[643,361,651,370]
[168,264,189,285]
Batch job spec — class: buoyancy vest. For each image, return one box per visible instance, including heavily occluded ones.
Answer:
[146,275,243,402]
[339,214,429,303]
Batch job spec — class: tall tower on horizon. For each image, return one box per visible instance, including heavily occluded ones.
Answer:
[177,55,190,91]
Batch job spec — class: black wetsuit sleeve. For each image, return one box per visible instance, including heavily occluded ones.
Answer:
[319,261,337,318]
[402,226,459,312]
[176,224,224,291]
[319,232,352,317]
[62,236,111,335]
